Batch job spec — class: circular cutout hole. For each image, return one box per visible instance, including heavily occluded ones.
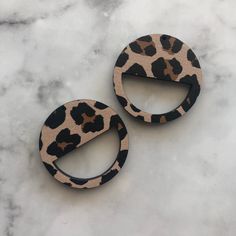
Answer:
[55,128,119,179]
[122,74,189,114]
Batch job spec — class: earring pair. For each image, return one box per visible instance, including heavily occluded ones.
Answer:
[39,34,202,189]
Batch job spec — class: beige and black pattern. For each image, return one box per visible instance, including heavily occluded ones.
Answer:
[113,34,203,123]
[39,99,128,189]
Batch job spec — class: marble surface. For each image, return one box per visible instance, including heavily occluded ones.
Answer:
[1,0,236,235]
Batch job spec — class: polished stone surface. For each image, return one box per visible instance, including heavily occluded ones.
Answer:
[1,0,236,235]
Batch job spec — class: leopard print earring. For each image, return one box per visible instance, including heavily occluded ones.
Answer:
[39,100,128,189]
[38,34,202,189]
[113,34,202,123]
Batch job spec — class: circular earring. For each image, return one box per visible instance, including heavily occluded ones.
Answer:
[39,99,128,189]
[113,34,202,123]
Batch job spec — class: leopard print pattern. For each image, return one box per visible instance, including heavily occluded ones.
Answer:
[113,34,202,123]
[39,100,128,189]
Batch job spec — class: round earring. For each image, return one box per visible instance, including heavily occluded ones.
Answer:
[113,34,202,123]
[39,99,128,189]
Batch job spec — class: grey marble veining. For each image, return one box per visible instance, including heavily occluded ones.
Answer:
[1,0,236,235]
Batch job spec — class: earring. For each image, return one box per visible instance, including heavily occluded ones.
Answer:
[113,34,202,123]
[39,99,128,189]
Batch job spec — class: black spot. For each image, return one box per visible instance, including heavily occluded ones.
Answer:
[47,142,63,157]
[45,105,66,129]
[116,95,127,107]
[138,35,152,42]
[160,35,183,54]
[83,115,104,133]
[70,177,88,185]
[192,59,200,68]
[94,101,108,110]
[180,74,199,87]
[71,102,105,133]
[136,115,145,121]
[100,169,118,185]
[151,114,161,123]
[110,114,119,127]
[43,162,57,176]
[47,128,81,158]
[118,126,127,140]
[187,49,195,61]
[172,39,183,53]
[125,63,147,77]
[151,58,171,81]
[165,110,182,121]
[160,35,171,50]
[130,104,140,112]
[63,182,72,187]
[110,115,127,140]
[169,58,183,74]
[180,74,200,105]
[187,49,200,68]
[117,120,127,140]
[71,103,95,125]
[144,45,156,56]
[39,132,43,150]
[117,150,128,168]
[181,100,190,112]
[115,52,129,67]
[110,114,120,128]
[129,41,142,54]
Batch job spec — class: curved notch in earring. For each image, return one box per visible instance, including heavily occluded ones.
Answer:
[113,34,202,123]
[39,99,128,189]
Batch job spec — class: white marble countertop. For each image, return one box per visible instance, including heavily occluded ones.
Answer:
[1,0,236,235]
